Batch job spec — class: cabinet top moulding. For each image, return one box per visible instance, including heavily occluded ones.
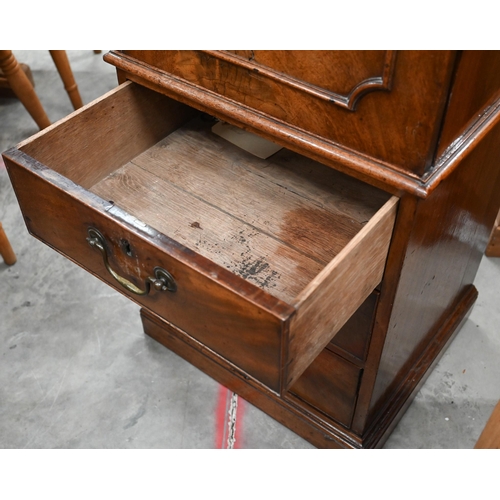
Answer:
[103,50,500,200]
[214,50,398,110]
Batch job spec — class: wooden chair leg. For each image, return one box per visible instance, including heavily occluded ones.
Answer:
[49,50,83,110]
[485,209,500,257]
[0,222,17,266]
[475,401,500,449]
[0,50,50,129]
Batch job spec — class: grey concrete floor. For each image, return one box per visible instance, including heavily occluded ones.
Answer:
[1,51,499,449]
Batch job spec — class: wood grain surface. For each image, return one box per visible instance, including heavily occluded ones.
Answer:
[4,84,394,393]
[4,50,500,449]
[140,307,361,448]
[4,148,292,391]
[286,196,397,389]
[19,82,196,189]
[113,50,456,176]
[90,115,389,303]
[288,348,361,428]
[365,116,500,427]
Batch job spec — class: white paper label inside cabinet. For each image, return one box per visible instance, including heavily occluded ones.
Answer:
[212,121,283,159]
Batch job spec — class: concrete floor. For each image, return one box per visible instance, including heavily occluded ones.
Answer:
[1,51,499,449]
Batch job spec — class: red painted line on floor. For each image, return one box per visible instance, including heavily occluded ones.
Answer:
[215,385,246,449]
[215,385,230,448]
[234,396,245,449]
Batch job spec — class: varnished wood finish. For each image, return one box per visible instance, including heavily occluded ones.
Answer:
[286,197,397,388]
[0,50,50,129]
[49,50,83,110]
[140,307,359,449]
[4,51,500,448]
[106,51,500,202]
[140,285,478,448]
[109,50,455,177]
[475,401,500,449]
[363,285,478,447]
[288,349,361,428]
[327,292,379,365]
[0,61,34,98]
[3,81,395,395]
[224,51,397,110]
[350,194,419,435]
[0,222,17,265]
[111,65,426,199]
[5,147,289,391]
[436,51,500,158]
[364,112,500,428]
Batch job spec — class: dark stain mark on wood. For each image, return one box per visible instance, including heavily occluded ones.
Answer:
[229,229,280,291]
[190,221,202,229]
[235,256,279,290]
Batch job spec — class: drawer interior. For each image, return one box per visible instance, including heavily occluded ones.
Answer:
[19,82,392,306]
[14,81,397,391]
[91,120,392,305]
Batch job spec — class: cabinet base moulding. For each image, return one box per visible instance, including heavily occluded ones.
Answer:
[140,283,477,449]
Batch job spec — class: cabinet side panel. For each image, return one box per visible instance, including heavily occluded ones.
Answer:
[436,51,500,159]
[367,118,500,421]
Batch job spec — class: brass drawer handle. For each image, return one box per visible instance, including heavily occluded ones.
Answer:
[86,227,177,295]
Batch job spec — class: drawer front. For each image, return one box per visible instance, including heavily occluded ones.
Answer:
[4,82,397,397]
[5,152,289,392]
[110,50,456,176]
[289,349,362,428]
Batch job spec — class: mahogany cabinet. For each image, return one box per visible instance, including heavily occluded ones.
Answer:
[3,50,500,448]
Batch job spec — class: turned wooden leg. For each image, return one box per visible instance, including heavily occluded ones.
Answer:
[49,50,83,110]
[0,50,50,129]
[475,401,500,448]
[0,222,17,266]
[485,209,500,257]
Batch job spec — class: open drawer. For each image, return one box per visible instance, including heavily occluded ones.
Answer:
[3,82,398,394]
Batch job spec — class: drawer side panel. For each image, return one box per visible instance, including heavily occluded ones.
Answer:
[19,81,197,190]
[286,197,398,389]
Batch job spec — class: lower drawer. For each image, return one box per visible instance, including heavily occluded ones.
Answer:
[288,348,362,428]
[287,293,377,427]
[3,81,397,394]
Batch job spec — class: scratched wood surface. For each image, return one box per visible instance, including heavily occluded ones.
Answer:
[90,116,390,303]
